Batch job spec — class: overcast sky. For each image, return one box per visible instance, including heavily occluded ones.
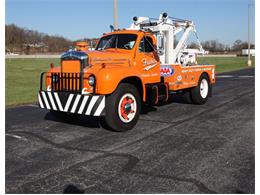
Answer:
[6,0,255,45]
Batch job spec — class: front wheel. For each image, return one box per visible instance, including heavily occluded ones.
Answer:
[190,74,211,105]
[104,83,141,132]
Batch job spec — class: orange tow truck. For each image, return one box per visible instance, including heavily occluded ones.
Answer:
[38,13,215,131]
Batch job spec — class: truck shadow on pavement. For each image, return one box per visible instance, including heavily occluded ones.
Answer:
[142,94,191,115]
[44,112,102,128]
[43,94,189,130]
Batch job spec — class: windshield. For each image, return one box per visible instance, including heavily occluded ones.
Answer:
[96,34,137,50]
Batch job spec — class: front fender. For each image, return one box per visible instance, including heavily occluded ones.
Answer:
[95,67,142,95]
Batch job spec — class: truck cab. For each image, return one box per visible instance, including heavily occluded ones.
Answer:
[38,13,215,131]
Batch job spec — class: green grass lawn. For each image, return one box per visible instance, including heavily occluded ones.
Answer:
[6,58,60,106]
[6,56,255,106]
[198,56,255,73]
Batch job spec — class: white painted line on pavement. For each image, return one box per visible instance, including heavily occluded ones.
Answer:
[217,75,254,78]
[6,133,27,141]
[217,75,234,78]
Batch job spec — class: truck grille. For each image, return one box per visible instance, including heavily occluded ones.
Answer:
[52,73,82,92]
[40,72,91,93]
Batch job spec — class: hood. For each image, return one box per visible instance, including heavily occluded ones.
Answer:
[86,49,132,67]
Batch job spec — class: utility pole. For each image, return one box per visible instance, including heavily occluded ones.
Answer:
[113,0,118,30]
[247,4,251,67]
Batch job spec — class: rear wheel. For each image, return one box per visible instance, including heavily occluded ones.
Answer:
[104,83,141,132]
[190,74,211,104]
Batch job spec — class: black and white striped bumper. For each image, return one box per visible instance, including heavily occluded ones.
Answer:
[38,91,105,116]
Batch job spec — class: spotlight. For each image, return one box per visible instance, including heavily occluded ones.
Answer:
[162,12,168,18]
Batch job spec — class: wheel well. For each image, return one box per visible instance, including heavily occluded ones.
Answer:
[119,77,143,100]
[201,72,210,80]
[201,72,212,96]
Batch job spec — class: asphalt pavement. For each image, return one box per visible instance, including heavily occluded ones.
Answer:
[5,68,255,193]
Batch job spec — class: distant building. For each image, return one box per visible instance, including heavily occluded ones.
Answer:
[242,49,255,56]
[22,43,48,54]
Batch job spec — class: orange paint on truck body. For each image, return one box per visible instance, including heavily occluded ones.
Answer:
[163,64,216,91]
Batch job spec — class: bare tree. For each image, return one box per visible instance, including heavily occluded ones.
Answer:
[6,24,73,54]
[201,40,225,53]
[232,39,254,52]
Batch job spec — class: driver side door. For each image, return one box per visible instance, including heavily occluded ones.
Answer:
[136,36,160,83]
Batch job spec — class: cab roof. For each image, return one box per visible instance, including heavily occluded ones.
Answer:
[102,29,151,37]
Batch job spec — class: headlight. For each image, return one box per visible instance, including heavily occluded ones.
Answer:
[88,75,95,86]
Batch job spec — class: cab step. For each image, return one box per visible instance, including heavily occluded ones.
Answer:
[145,83,169,105]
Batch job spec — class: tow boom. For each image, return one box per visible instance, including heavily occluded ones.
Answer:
[129,13,205,65]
